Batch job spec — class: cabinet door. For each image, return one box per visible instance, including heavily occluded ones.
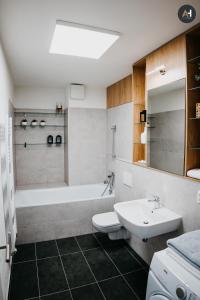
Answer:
[107,75,132,108]
[107,86,112,108]
[146,35,186,90]
[119,75,132,105]
[107,85,115,108]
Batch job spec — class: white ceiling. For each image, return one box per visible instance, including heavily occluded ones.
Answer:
[0,0,199,88]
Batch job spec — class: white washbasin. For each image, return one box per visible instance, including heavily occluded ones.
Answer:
[114,198,182,239]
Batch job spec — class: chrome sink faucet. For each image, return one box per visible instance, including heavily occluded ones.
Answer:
[148,195,161,209]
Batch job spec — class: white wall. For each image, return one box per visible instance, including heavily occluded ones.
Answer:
[107,104,200,264]
[14,86,106,110]
[14,86,66,109]
[68,86,106,109]
[0,40,14,300]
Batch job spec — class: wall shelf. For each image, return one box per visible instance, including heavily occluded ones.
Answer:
[190,147,200,150]
[14,125,66,128]
[189,117,200,120]
[188,55,200,64]
[14,111,65,116]
[15,142,66,147]
[188,86,200,91]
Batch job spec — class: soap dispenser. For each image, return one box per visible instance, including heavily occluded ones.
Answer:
[47,135,53,145]
[141,127,147,144]
[56,135,62,145]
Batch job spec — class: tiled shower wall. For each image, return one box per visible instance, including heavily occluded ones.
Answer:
[15,110,67,187]
[68,108,107,185]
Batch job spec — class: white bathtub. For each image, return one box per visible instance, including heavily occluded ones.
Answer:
[15,184,115,244]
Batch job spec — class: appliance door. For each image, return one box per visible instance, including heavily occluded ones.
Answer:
[149,295,170,300]
[146,271,172,300]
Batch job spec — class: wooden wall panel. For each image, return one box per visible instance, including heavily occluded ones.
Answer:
[146,35,186,90]
[133,144,145,163]
[107,75,132,108]
[132,67,145,103]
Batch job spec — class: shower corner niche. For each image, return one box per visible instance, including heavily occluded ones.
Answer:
[132,59,146,165]
[14,108,68,187]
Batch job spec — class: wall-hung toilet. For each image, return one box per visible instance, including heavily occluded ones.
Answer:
[92,211,130,240]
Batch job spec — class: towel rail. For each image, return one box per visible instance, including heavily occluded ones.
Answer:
[0,232,16,263]
[0,243,10,262]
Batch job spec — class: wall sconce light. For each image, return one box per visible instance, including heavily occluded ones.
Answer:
[146,64,166,76]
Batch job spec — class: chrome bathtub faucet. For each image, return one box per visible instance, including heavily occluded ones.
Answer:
[108,172,115,195]
[101,172,115,196]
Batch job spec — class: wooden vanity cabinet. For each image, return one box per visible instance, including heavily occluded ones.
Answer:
[146,35,187,90]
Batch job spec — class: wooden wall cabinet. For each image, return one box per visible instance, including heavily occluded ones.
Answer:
[185,26,200,176]
[146,35,186,90]
[107,23,200,181]
[107,74,132,108]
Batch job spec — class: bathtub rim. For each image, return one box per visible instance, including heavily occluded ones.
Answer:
[15,183,115,208]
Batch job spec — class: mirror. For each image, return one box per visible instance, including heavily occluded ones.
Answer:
[147,79,185,175]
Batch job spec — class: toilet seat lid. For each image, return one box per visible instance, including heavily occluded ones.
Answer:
[92,212,120,228]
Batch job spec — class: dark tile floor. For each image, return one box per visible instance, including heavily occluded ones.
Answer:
[9,233,149,300]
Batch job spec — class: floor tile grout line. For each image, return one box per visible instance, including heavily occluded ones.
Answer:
[94,233,147,273]
[74,236,107,300]
[55,240,74,300]
[97,269,145,283]
[124,244,148,269]
[25,267,147,299]
[14,257,54,264]
[13,246,102,265]
[35,243,41,298]
[93,233,140,300]
[25,297,40,300]
[26,288,70,299]
[60,246,101,257]
[70,281,96,291]
[14,235,147,300]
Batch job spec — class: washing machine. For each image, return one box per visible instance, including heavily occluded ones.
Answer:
[146,247,200,300]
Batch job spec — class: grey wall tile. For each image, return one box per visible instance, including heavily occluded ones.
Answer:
[68,108,107,185]
[15,111,67,186]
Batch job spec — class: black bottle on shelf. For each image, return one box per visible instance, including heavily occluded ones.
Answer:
[140,110,146,123]
[56,135,62,145]
[47,135,53,144]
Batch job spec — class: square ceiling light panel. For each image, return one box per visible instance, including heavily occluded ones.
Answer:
[49,21,120,59]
